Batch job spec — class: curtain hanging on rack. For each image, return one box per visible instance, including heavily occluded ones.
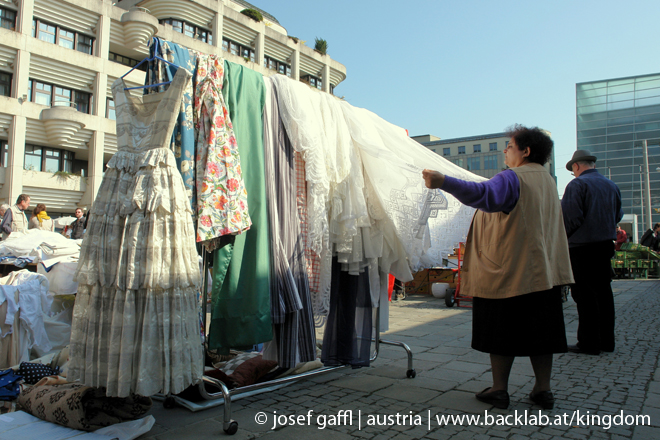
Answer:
[261,77,316,369]
[207,61,272,354]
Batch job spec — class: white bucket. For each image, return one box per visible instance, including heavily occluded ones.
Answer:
[431,283,449,298]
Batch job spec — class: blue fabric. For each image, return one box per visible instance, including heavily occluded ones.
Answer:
[147,38,198,209]
[561,169,623,248]
[0,369,22,401]
[442,169,520,214]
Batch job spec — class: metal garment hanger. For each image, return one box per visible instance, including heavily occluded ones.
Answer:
[121,37,179,91]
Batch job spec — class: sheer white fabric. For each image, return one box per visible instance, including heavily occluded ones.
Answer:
[69,68,203,398]
[272,75,484,322]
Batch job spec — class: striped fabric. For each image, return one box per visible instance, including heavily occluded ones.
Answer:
[261,78,316,368]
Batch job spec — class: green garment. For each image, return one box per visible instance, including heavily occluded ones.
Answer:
[207,61,272,353]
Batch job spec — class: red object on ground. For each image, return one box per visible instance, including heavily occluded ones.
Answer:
[388,274,395,301]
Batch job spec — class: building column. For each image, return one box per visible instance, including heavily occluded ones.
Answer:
[17,0,34,35]
[212,9,223,50]
[12,49,30,102]
[3,116,26,204]
[321,61,330,93]
[96,11,112,60]
[81,131,104,208]
[93,72,107,118]
[254,24,265,68]
[290,47,299,81]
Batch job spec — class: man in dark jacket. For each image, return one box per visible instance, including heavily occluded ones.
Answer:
[562,150,623,356]
[640,223,660,251]
[69,208,85,240]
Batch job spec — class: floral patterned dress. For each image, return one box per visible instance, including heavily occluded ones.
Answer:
[194,54,251,250]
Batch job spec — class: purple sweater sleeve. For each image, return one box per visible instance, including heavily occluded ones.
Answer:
[441,169,520,213]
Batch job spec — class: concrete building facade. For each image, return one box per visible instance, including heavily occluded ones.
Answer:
[413,132,557,181]
[576,73,660,233]
[0,0,346,216]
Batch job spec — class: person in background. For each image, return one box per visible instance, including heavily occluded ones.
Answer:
[640,223,660,251]
[28,203,54,232]
[615,225,627,251]
[1,194,31,239]
[422,125,574,410]
[562,149,623,356]
[69,208,86,239]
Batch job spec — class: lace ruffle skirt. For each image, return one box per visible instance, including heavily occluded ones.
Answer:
[69,148,203,397]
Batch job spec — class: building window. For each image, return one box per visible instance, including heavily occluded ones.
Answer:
[33,81,52,106]
[484,155,498,170]
[0,72,11,97]
[0,140,8,167]
[77,34,94,55]
[28,79,91,114]
[223,38,254,61]
[458,146,465,155]
[160,18,212,44]
[473,144,481,153]
[467,157,481,171]
[24,145,43,171]
[489,142,497,151]
[443,147,451,156]
[108,52,146,71]
[453,158,464,168]
[58,28,74,49]
[505,140,509,149]
[32,18,95,55]
[24,144,75,172]
[301,75,322,90]
[106,98,115,120]
[0,7,16,31]
[264,55,291,77]
[74,91,90,113]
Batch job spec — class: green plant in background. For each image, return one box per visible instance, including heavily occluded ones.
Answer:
[53,170,75,179]
[289,36,299,44]
[314,37,328,55]
[241,8,263,22]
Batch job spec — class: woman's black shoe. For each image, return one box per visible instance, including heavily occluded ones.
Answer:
[475,387,509,409]
[529,390,555,409]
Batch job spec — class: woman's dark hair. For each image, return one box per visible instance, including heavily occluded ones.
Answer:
[505,124,553,165]
[33,203,46,216]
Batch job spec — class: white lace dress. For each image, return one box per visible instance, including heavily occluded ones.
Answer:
[68,67,203,398]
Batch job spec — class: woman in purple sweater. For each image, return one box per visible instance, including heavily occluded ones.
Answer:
[422,125,574,410]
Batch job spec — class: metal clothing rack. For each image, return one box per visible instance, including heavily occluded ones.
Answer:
[164,253,417,435]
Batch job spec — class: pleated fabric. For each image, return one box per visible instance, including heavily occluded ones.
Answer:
[262,77,316,368]
[207,61,272,354]
[69,68,203,398]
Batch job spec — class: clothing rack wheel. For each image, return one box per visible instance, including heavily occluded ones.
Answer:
[198,253,416,435]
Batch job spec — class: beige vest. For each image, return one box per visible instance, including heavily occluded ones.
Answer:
[2,204,28,239]
[461,163,574,299]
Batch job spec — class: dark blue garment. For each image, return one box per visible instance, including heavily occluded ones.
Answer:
[561,169,623,248]
[442,169,520,214]
[0,369,22,401]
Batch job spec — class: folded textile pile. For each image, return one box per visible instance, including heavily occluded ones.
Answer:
[18,383,152,431]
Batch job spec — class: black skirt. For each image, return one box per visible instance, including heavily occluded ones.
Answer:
[472,286,567,357]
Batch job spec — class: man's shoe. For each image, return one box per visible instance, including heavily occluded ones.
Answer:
[529,390,555,410]
[475,387,509,409]
[567,344,600,355]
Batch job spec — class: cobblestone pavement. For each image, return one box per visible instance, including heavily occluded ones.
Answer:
[141,280,660,439]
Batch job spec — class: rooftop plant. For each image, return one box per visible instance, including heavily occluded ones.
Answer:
[241,8,263,22]
[314,37,328,55]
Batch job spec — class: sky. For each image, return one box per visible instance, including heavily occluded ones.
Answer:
[260,0,660,197]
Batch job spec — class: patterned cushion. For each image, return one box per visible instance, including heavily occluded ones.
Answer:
[17,362,60,385]
[218,352,261,375]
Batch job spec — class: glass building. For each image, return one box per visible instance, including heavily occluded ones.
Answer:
[576,73,660,236]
